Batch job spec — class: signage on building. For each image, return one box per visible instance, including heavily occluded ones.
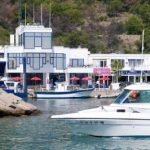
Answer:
[93,67,111,75]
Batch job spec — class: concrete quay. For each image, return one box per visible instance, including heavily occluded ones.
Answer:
[90,89,120,99]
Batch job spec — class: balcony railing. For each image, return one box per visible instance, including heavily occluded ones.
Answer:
[67,64,93,68]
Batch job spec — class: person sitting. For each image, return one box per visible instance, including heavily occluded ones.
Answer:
[129,90,140,102]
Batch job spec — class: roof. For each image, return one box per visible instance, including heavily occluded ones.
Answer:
[125,83,150,90]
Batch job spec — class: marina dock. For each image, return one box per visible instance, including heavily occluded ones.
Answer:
[90,89,120,99]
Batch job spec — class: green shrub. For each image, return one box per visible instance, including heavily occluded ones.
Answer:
[125,15,143,34]
[0,27,9,45]
[130,2,150,23]
[64,31,88,48]
[107,0,123,17]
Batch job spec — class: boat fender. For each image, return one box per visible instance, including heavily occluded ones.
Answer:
[97,94,101,99]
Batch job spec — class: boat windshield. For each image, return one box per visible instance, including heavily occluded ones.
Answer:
[114,90,130,104]
[114,89,150,104]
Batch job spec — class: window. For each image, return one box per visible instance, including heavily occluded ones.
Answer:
[35,37,41,47]
[50,53,66,70]
[93,59,107,67]
[7,53,23,69]
[24,36,34,49]
[24,32,52,49]
[100,60,107,67]
[42,33,52,49]
[42,36,51,48]
[69,59,84,67]
[19,34,23,46]
[128,59,143,69]
[26,53,46,70]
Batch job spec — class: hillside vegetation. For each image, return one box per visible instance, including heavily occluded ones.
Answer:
[0,0,150,54]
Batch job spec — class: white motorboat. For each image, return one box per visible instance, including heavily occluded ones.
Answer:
[35,82,94,99]
[51,83,150,137]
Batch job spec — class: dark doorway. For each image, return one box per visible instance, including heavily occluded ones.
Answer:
[0,62,6,76]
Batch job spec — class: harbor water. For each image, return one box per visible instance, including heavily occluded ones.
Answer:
[0,98,150,150]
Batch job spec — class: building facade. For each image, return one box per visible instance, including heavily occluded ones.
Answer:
[0,24,150,89]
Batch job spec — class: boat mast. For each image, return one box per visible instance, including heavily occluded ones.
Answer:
[18,0,22,25]
[25,3,27,26]
[41,3,43,25]
[140,29,144,83]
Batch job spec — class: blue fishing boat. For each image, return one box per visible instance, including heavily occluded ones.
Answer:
[0,80,27,98]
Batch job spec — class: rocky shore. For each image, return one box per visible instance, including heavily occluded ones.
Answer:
[0,89,39,117]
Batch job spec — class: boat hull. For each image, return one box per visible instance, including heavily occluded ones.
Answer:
[64,118,150,137]
[35,88,94,99]
[4,89,27,98]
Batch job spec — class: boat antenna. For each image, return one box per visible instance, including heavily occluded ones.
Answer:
[41,3,43,25]
[140,29,144,83]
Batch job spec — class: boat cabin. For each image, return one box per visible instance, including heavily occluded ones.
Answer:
[55,82,80,92]
[114,83,150,104]
[0,80,23,93]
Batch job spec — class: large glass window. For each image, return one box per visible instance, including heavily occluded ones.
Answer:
[35,37,41,47]
[114,89,150,104]
[7,53,23,69]
[24,36,34,49]
[26,53,46,70]
[24,32,52,49]
[50,53,66,70]
[128,59,143,69]
[42,36,51,49]
[69,59,84,67]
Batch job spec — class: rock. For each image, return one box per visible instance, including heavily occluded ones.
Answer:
[0,89,39,117]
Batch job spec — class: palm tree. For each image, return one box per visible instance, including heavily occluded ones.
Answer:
[111,59,124,83]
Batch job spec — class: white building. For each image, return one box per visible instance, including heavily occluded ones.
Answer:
[0,24,150,89]
[0,24,91,89]
[90,54,150,83]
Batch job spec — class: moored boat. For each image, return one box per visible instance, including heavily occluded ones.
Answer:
[0,80,27,98]
[51,83,150,137]
[35,82,94,99]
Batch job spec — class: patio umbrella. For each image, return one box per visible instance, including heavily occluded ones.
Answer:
[70,76,80,85]
[70,76,80,80]
[82,77,92,81]
[31,76,41,89]
[12,77,22,81]
[99,76,110,81]
[82,77,93,88]
[31,76,41,81]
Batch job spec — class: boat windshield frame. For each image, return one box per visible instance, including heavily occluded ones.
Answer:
[114,89,130,104]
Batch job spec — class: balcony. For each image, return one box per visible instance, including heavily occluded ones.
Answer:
[66,64,93,73]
